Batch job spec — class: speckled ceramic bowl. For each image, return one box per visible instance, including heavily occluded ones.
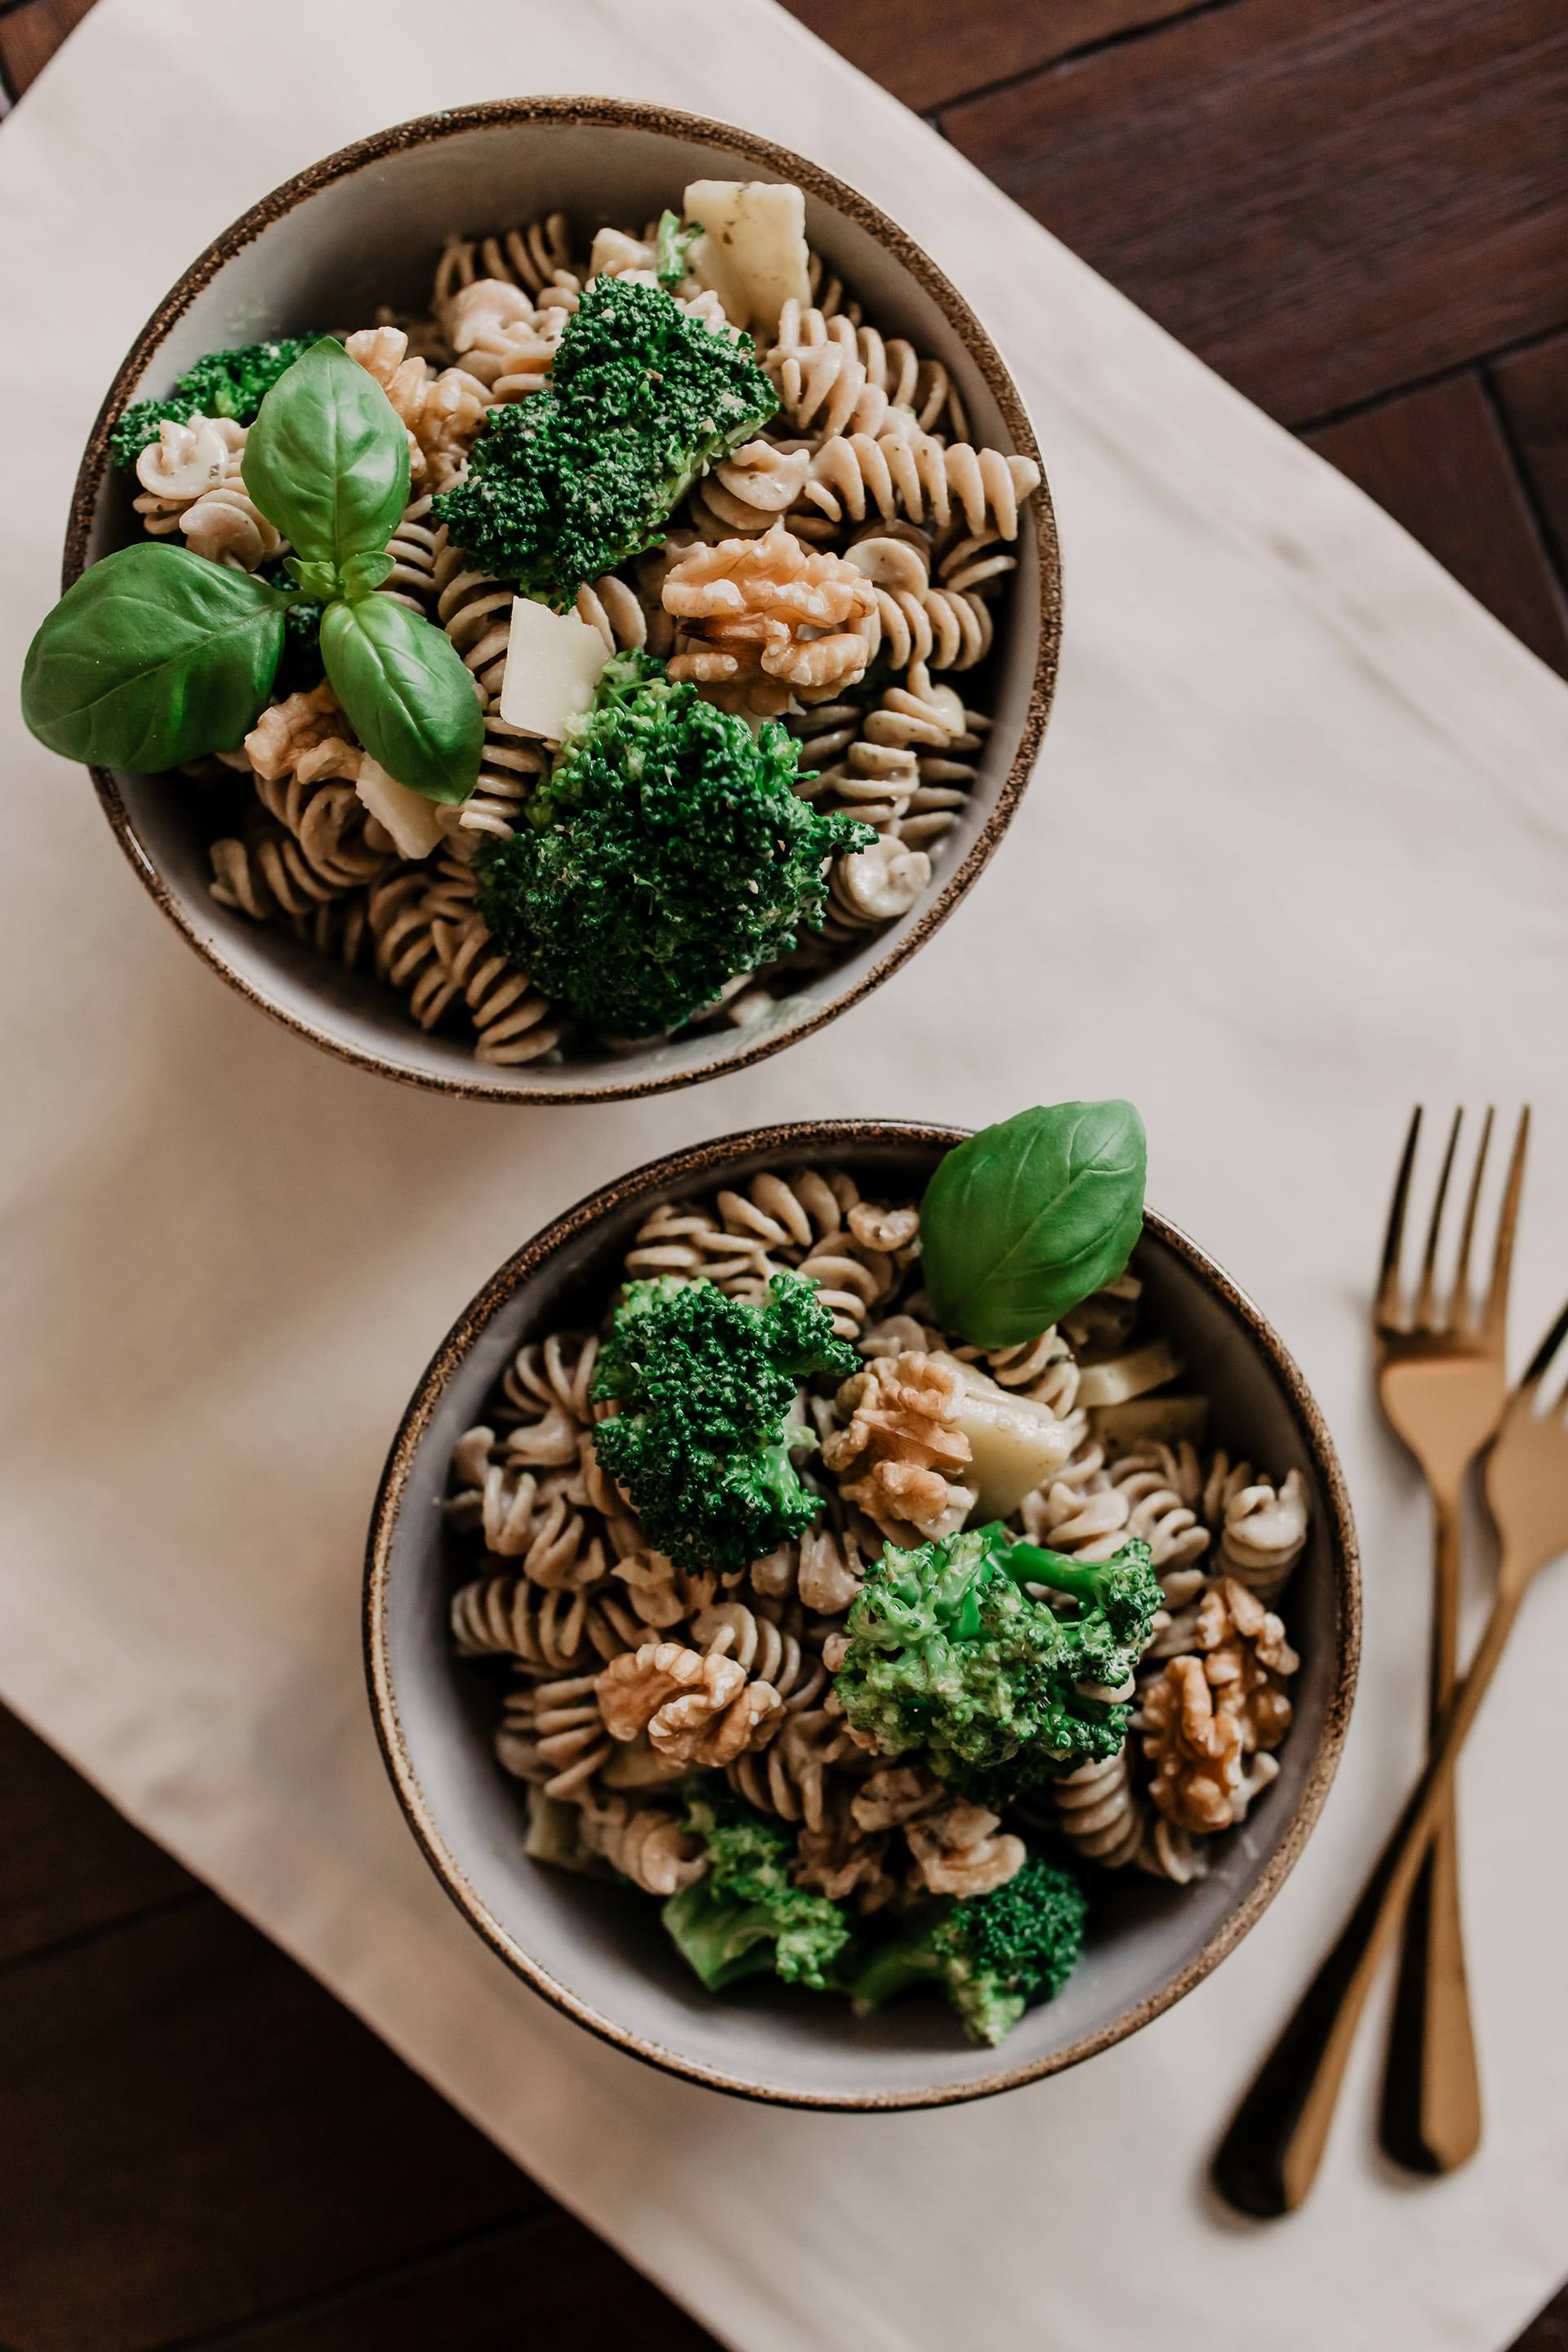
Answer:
[67,99,1060,1102]
[366,1121,1360,2109]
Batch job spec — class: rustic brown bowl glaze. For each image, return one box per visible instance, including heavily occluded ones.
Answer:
[365,1121,1360,2109]
[66,99,1061,1102]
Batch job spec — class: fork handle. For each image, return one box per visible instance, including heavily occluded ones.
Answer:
[1379,1494,1482,2172]
[1212,1585,1521,2218]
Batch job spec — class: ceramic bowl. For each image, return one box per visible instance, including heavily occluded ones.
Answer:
[365,1121,1360,2109]
[67,99,1061,1102]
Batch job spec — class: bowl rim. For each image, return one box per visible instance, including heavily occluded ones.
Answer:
[65,95,1063,1105]
[364,1116,1361,2110]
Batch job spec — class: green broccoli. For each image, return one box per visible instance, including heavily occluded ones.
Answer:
[655,207,702,287]
[109,336,321,470]
[432,272,776,602]
[831,1525,1162,1792]
[472,651,872,1036]
[256,560,324,696]
[852,1852,1088,2046]
[590,1269,860,1579]
[662,1794,854,1992]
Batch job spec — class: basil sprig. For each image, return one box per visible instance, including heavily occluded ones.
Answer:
[20,543,294,771]
[920,1101,1147,1348]
[322,595,483,805]
[243,336,409,573]
[22,336,479,802]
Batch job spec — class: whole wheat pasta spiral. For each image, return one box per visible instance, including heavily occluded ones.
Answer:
[686,438,814,539]
[800,425,1040,541]
[441,277,562,400]
[501,1333,600,1428]
[450,1575,641,1673]
[960,1330,1081,1418]
[496,1672,611,1799]
[132,412,279,572]
[727,1703,865,1830]
[434,214,581,323]
[577,1793,707,1895]
[361,871,459,1029]
[208,783,392,920]
[692,1599,828,1712]
[380,493,443,614]
[448,1153,1310,2032]
[713,1166,858,1258]
[128,193,1054,1067]
[429,911,561,1067]
[621,1200,776,1291]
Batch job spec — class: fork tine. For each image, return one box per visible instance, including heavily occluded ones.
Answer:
[1451,1107,1493,1328]
[1517,1289,1568,1398]
[1414,1109,1461,1330]
[1376,1107,1422,1325]
[1483,1108,1530,1333]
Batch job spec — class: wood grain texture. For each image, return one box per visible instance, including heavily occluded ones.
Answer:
[1492,334,1568,579]
[191,2216,721,2352]
[0,1895,541,2352]
[1306,374,1568,673]
[1512,2293,1568,2352]
[2,0,1568,2341]
[941,0,1568,425]
[774,0,1208,113]
[0,1704,195,1967]
[0,0,91,95]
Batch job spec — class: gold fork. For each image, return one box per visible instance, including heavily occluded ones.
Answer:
[1214,1291,1568,2216]
[1374,1107,1529,2172]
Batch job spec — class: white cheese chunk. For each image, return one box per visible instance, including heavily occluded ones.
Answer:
[942,1359,1076,1522]
[683,178,811,334]
[1074,1339,1185,1411]
[499,595,610,742]
[354,755,446,860]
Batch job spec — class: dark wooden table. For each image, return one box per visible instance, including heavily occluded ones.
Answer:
[3,3,1566,2345]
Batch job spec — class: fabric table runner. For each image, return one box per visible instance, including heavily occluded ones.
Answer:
[2,3,1566,2345]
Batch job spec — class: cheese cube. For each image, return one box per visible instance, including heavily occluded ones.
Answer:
[499,595,610,742]
[683,179,811,334]
[354,755,446,860]
[946,1360,1076,1522]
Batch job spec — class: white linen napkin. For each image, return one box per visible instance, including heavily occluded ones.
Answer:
[2,4,1566,2347]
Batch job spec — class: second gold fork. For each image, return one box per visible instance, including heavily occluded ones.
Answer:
[1374,1105,1528,2172]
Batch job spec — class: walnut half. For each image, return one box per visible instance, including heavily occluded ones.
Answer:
[821,1349,977,1543]
[595,1640,782,1768]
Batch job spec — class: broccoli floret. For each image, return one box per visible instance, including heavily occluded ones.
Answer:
[590,1269,859,1580]
[852,1853,1087,2045]
[655,208,702,287]
[472,651,872,1036]
[433,273,776,602]
[662,1794,854,1992]
[256,560,324,696]
[109,336,321,470]
[831,1525,1162,1791]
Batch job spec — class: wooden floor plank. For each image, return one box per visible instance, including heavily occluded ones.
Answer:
[2,1,1568,2345]
[0,0,92,96]
[177,2216,720,2352]
[940,0,1568,427]
[0,1900,541,2352]
[1512,2290,1568,2352]
[1305,372,1568,674]
[0,1705,196,1967]
[1491,332,1568,580]
[774,0,1210,114]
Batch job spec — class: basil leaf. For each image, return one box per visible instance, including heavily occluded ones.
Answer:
[243,336,408,569]
[320,595,481,804]
[920,1101,1147,1348]
[20,541,288,771]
